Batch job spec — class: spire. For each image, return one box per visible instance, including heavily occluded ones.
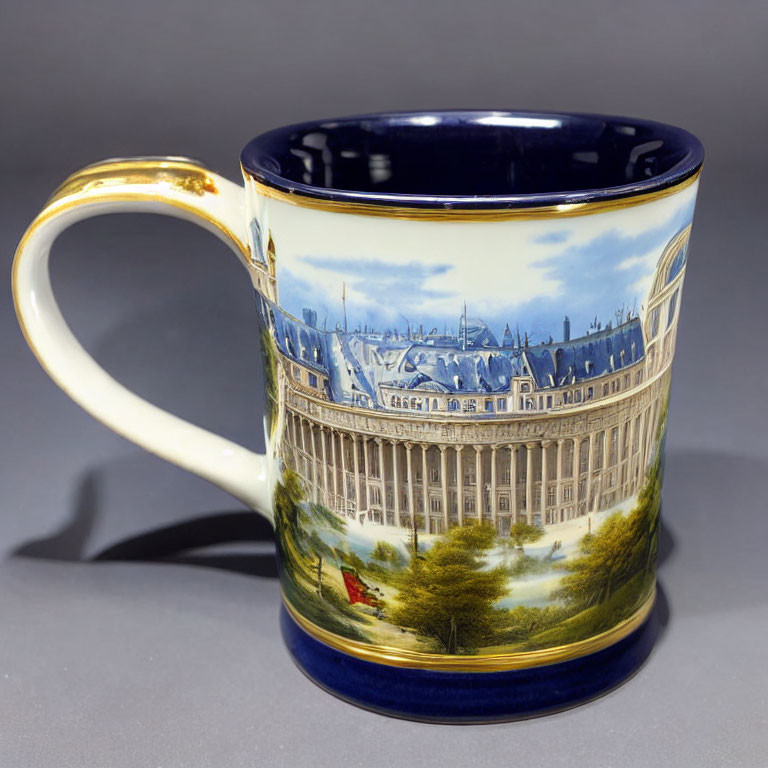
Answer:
[342,281,348,333]
[462,301,468,351]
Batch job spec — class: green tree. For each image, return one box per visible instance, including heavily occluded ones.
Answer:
[273,470,345,587]
[508,520,545,554]
[370,540,406,568]
[553,452,663,611]
[390,524,508,654]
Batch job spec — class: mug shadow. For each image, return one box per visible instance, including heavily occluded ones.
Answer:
[13,468,279,579]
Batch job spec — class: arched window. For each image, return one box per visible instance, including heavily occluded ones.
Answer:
[448,398,459,412]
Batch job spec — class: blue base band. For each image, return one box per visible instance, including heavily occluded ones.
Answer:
[280,605,659,723]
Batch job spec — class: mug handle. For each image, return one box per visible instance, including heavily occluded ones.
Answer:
[12,157,273,520]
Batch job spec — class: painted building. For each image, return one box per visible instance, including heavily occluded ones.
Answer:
[257,225,690,534]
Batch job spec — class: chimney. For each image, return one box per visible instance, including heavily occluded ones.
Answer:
[563,315,571,342]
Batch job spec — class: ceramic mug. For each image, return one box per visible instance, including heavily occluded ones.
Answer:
[13,111,704,722]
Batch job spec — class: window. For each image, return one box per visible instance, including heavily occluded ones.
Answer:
[547,487,556,506]
[485,399,494,413]
[603,383,610,396]
[502,468,511,484]
[520,382,530,393]
[497,398,507,411]
[563,486,573,502]
[649,306,661,337]
[462,399,477,413]
[667,288,680,328]
[587,386,594,400]
[499,496,509,511]
[292,365,301,381]
[430,465,440,483]
[308,373,318,389]
[546,395,553,408]
[635,370,643,385]
[580,443,589,474]
[448,398,460,412]
[430,498,441,513]
[390,395,398,407]
[574,390,581,403]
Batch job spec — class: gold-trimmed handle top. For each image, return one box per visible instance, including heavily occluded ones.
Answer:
[38,156,250,260]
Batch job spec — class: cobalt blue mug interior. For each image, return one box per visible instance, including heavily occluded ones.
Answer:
[13,110,704,723]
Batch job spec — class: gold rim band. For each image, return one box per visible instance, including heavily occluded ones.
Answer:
[283,587,656,672]
[246,169,700,221]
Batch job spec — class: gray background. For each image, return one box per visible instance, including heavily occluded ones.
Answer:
[1,0,767,765]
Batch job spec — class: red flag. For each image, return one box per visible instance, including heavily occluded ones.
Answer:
[341,566,379,607]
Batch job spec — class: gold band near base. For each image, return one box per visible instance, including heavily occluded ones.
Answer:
[246,170,700,221]
[282,586,656,672]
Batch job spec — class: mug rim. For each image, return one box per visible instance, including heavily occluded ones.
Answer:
[240,109,704,213]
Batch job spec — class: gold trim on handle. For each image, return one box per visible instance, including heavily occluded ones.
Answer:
[12,157,250,432]
[283,586,656,672]
[246,169,700,221]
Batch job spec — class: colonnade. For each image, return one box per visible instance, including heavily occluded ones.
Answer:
[282,397,661,534]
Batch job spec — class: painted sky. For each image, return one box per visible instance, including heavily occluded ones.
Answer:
[269,184,697,344]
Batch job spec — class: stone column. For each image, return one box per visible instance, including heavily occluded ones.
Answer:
[309,421,318,503]
[351,434,360,516]
[439,444,449,530]
[299,417,308,482]
[646,400,658,467]
[330,428,338,510]
[572,436,581,519]
[603,427,612,501]
[391,441,401,526]
[362,436,370,515]
[320,427,329,506]
[422,444,430,534]
[289,412,299,469]
[556,438,564,521]
[525,442,535,525]
[456,446,464,526]
[490,446,498,529]
[474,446,483,523]
[376,438,387,524]
[585,431,595,512]
[405,442,415,527]
[340,432,348,515]
[540,440,550,524]
[628,414,637,492]
[510,445,518,523]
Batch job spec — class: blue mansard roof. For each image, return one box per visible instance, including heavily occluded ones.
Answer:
[522,319,644,389]
[259,295,645,408]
